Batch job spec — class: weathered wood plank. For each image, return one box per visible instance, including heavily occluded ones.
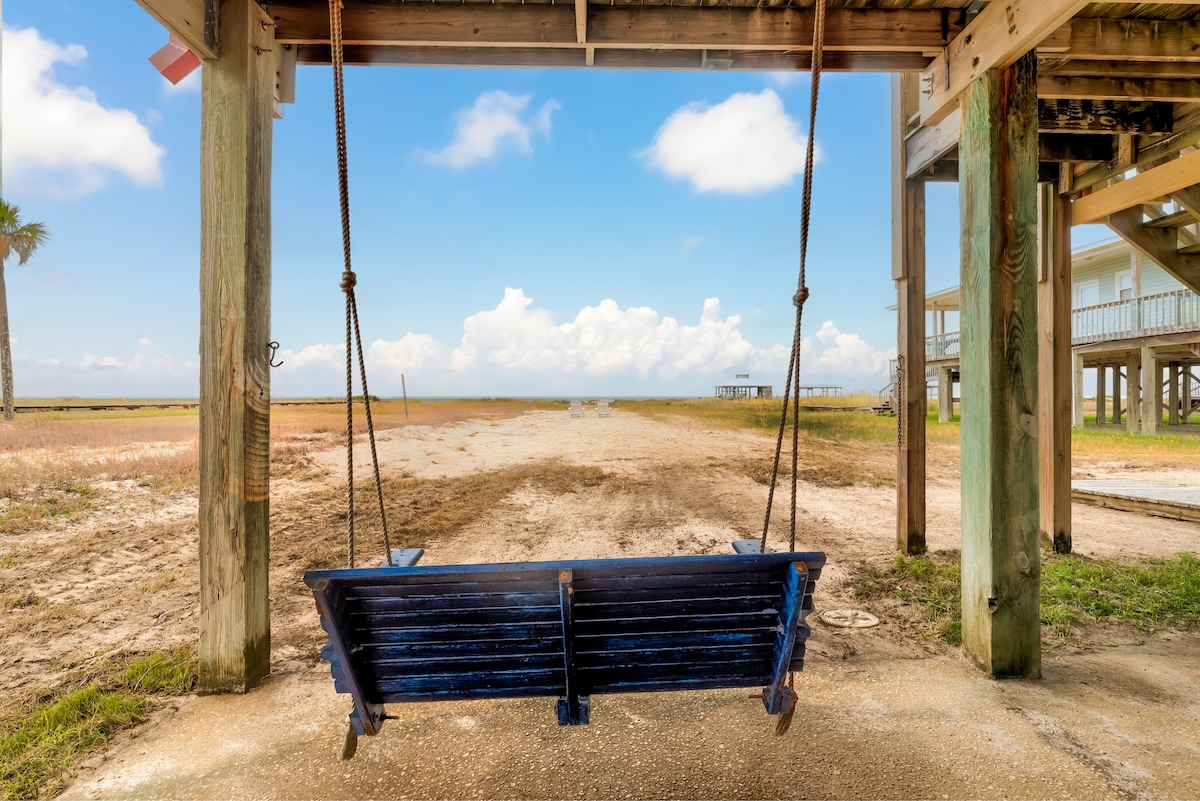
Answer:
[1038,76,1200,103]
[1074,150,1200,224]
[920,0,1086,126]
[134,0,217,59]
[893,74,927,556]
[1038,183,1072,555]
[1105,206,1200,296]
[1142,346,1160,435]
[198,0,274,693]
[959,51,1041,679]
[270,3,959,52]
[1127,352,1140,433]
[1038,99,1173,134]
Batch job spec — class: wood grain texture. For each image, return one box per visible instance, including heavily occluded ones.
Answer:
[135,0,217,59]
[1127,352,1140,432]
[199,0,274,693]
[920,0,1087,125]
[1142,346,1160,434]
[1074,150,1200,225]
[269,3,959,52]
[893,74,927,556]
[1037,183,1072,555]
[958,51,1041,679]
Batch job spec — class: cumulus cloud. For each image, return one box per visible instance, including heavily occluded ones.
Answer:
[806,320,896,377]
[641,89,813,194]
[2,27,166,196]
[421,91,559,169]
[448,289,763,380]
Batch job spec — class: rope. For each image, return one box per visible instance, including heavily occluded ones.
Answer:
[756,0,825,737]
[760,0,825,557]
[330,0,393,568]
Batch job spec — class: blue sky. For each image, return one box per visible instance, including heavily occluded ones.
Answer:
[6,1,991,398]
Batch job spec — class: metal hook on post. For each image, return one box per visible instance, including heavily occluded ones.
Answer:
[268,341,284,368]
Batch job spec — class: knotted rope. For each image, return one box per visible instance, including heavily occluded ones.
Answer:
[757,0,826,736]
[330,0,393,568]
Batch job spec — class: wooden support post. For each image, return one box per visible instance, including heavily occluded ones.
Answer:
[1127,352,1140,434]
[938,367,953,423]
[893,74,927,556]
[1038,182,1072,554]
[1169,363,1180,426]
[1073,352,1085,429]
[199,0,275,693]
[1185,367,1194,424]
[1096,364,1106,424]
[556,569,588,725]
[1141,347,1159,436]
[958,51,1040,678]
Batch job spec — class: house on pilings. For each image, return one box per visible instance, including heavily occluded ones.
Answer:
[133,0,1200,691]
[918,239,1200,432]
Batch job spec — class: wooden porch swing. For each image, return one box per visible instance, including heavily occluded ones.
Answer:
[304,0,831,757]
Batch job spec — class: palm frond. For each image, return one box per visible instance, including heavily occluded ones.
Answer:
[0,200,50,265]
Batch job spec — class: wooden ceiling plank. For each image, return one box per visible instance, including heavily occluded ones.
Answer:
[134,0,216,59]
[270,4,959,53]
[919,0,1089,126]
[1039,76,1200,103]
[1074,149,1200,224]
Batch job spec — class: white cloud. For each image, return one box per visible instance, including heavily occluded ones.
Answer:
[806,320,896,377]
[448,289,763,380]
[276,343,344,373]
[764,72,802,88]
[421,91,560,169]
[640,89,813,194]
[2,27,166,196]
[368,334,443,379]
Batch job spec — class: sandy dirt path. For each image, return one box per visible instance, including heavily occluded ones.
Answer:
[42,409,1200,800]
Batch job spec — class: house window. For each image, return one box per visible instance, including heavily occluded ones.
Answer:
[1115,271,1134,301]
[1074,279,1100,308]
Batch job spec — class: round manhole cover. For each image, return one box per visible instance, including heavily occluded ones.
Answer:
[820,609,880,628]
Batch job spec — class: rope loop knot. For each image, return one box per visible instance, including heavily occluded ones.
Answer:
[792,286,810,309]
[341,270,357,293]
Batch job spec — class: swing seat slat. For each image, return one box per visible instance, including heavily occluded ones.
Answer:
[305,547,825,736]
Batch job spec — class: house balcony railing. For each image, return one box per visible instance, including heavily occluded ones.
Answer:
[1071,289,1200,345]
[923,289,1200,359]
[926,331,960,362]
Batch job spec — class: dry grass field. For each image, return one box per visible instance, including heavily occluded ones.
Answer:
[1,398,1198,799]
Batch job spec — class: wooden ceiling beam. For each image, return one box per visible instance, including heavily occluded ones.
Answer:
[300,44,932,72]
[1063,17,1200,63]
[1041,59,1200,80]
[1039,76,1200,104]
[271,3,960,52]
[1074,149,1200,224]
[919,0,1088,126]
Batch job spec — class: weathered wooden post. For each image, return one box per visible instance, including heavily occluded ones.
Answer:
[1038,183,1072,554]
[958,51,1041,678]
[1169,363,1180,426]
[1141,347,1159,435]
[1073,353,1085,429]
[199,0,275,692]
[893,73,927,556]
[1126,353,1139,433]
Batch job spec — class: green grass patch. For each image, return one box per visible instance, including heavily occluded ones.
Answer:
[625,398,966,445]
[851,551,1200,646]
[0,649,196,800]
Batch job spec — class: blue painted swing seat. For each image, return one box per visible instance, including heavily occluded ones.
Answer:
[304,543,825,737]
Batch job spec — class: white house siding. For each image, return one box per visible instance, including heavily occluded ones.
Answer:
[1070,243,1185,304]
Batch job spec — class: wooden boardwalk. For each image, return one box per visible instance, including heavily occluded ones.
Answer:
[1072,480,1200,524]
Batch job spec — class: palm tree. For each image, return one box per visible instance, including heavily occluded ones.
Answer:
[0,201,50,421]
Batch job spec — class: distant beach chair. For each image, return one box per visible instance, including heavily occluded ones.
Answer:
[597,400,611,417]
[570,400,584,418]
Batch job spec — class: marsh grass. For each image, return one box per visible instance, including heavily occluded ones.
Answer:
[0,649,196,800]
[851,551,1200,646]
